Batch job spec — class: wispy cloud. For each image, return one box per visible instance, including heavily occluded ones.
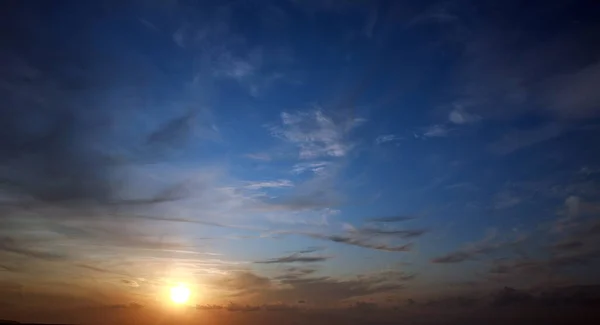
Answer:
[367,216,416,223]
[448,106,481,125]
[488,123,564,155]
[292,161,330,175]
[375,134,402,145]
[432,231,525,264]
[244,180,294,190]
[270,109,362,159]
[422,124,451,138]
[255,253,330,264]
[308,233,413,252]
[0,237,65,261]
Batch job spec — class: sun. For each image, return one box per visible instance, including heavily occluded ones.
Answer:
[170,284,191,304]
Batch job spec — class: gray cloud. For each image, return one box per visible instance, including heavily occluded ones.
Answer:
[367,215,416,223]
[488,123,564,155]
[310,234,413,252]
[255,254,330,264]
[356,227,428,239]
[432,233,525,264]
[0,237,64,261]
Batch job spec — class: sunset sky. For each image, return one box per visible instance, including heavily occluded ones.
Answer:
[1,0,600,324]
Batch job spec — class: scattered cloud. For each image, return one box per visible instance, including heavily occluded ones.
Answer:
[432,232,525,264]
[375,134,402,145]
[270,109,362,159]
[255,253,330,264]
[308,234,413,252]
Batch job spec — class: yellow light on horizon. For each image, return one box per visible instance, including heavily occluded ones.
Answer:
[170,283,191,304]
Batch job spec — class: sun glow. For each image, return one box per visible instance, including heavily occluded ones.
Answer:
[170,283,191,304]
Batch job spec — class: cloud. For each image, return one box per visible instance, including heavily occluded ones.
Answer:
[422,124,451,138]
[432,232,524,264]
[196,304,224,310]
[375,134,402,144]
[226,302,261,312]
[544,60,600,119]
[0,237,65,261]
[292,162,330,175]
[270,109,362,159]
[367,216,416,223]
[309,234,413,252]
[488,123,564,155]
[448,106,481,125]
[255,253,330,264]
[355,227,428,239]
[492,191,522,209]
[120,279,139,287]
[107,302,143,310]
[214,49,261,81]
[244,180,294,190]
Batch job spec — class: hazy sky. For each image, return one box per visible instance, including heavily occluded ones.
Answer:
[1,0,600,323]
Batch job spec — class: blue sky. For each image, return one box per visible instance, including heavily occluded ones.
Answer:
[1,0,600,320]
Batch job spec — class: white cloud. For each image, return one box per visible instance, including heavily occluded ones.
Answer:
[292,162,330,175]
[375,134,401,144]
[244,180,294,190]
[270,109,362,159]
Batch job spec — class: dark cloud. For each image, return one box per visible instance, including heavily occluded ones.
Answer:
[445,1,600,122]
[357,227,428,239]
[348,300,378,311]
[0,237,64,261]
[310,234,413,252]
[262,303,298,311]
[491,287,533,307]
[296,246,325,254]
[196,304,224,310]
[431,251,475,264]
[226,302,261,312]
[210,269,415,305]
[107,302,143,310]
[432,234,525,264]
[120,279,139,287]
[255,254,330,264]
[488,123,565,155]
[0,1,200,222]
[367,216,416,223]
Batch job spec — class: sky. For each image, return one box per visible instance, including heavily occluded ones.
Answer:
[1,0,600,324]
